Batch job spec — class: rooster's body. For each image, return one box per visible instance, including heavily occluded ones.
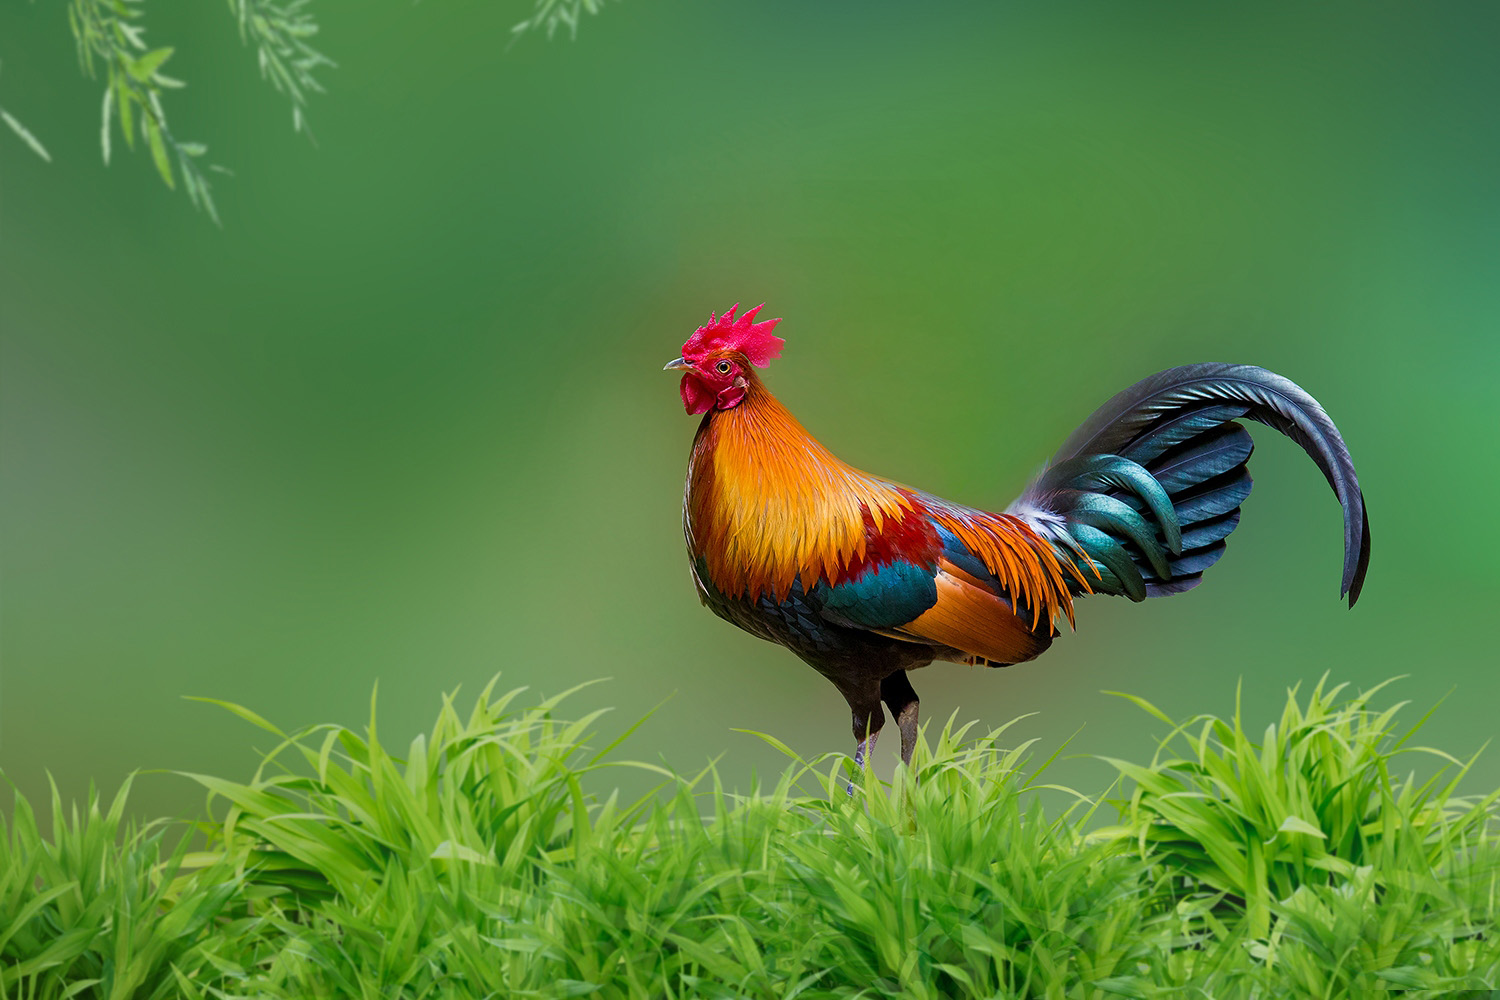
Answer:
[667,306,1370,769]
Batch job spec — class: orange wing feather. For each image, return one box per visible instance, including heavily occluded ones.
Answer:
[890,559,1053,664]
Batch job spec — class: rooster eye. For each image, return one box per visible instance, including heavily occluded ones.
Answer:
[715,360,732,375]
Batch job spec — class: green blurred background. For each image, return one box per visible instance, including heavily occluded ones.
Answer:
[3,1,1498,822]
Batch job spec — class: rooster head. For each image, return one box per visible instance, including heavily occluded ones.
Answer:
[664,303,783,414]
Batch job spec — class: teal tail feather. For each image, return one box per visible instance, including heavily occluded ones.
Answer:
[1010,364,1370,606]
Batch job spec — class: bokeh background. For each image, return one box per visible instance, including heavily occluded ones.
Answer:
[3,1,1498,823]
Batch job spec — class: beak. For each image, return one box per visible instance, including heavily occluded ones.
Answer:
[663,357,691,371]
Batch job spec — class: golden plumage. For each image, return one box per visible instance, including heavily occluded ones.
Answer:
[684,374,1078,635]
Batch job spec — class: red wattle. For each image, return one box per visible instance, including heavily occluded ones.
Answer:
[681,374,715,414]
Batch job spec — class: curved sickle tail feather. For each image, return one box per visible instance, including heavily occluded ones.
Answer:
[1010,364,1370,606]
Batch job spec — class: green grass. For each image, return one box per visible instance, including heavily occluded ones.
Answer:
[3,677,1498,999]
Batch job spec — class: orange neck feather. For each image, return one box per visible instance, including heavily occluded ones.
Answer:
[685,376,910,601]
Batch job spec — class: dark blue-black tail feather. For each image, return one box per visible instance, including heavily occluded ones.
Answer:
[1012,364,1370,606]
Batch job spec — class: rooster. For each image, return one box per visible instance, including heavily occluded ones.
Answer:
[666,305,1370,772]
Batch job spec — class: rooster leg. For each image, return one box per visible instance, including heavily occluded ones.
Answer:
[846,696,885,794]
[880,671,920,768]
[852,727,881,770]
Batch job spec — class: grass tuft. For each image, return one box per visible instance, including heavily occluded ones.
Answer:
[3,676,1498,998]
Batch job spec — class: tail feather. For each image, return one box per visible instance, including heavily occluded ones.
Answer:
[1012,364,1370,607]
[1041,454,1180,552]
[1164,543,1230,578]
[1118,403,1251,465]
[1063,491,1173,579]
[1140,510,1243,597]
[1144,577,1207,597]
[1066,523,1145,600]
[1178,508,1242,549]
[1171,469,1254,524]
[1144,424,1253,496]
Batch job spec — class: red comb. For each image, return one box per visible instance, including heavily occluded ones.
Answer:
[681,303,784,368]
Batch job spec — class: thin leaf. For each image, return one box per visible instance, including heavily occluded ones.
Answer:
[1,107,51,162]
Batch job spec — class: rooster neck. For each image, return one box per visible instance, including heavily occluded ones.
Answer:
[684,380,910,601]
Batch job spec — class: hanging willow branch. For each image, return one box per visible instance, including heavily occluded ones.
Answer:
[9,0,616,222]
[62,0,333,223]
[511,0,612,41]
[70,0,223,220]
[228,0,335,137]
